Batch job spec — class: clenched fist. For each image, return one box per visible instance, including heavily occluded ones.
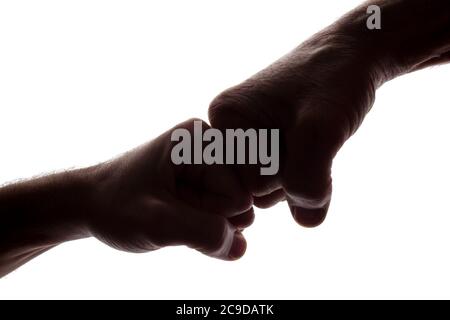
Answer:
[209,0,450,227]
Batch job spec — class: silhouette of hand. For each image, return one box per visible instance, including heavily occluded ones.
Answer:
[90,119,253,260]
[209,37,372,227]
[208,1,450,228]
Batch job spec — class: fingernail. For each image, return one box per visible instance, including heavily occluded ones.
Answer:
[228,232,247,260]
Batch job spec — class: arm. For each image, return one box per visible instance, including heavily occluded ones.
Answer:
[0,169,95,277]
[209,0,450,226]
[335,0,450,79]
[0,119,253,278]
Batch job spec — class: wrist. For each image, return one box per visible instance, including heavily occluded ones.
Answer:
[66,165,105,239]
[0,166,101,261]
[32,167,98,242]
[324,9,399,86]
[332,0,450,84]
[76,162,118,238]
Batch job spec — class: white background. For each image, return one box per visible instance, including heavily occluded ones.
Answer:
[1,0,450,299]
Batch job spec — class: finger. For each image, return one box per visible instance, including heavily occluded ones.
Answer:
[171,118,253,217]
[208,91,282,197]
[158,198,247,260]
[176,165,253,218]
[288,197,331,228]
[200,164,253,216]
[253,189,286,209]
[282,109,346,228]
[228,208,255,229]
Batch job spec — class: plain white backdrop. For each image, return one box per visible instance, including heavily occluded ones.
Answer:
[1,0,450,299]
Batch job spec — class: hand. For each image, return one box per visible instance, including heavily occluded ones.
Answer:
[208,0,450,228]
[90,119,253,260]
[209,36,370,228]
[0,119,253,277]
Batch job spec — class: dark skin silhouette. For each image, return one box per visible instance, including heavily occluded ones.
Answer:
[0,119,253,277]
[1,0,450,277]
[209,0,450,227]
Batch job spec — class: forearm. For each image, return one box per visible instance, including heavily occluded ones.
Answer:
[334,0,450,83]
[0,167,98,277]
[264,0,450,89]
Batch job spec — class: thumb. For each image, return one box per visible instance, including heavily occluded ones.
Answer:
[282,109,348,228]
[167,199,247,260]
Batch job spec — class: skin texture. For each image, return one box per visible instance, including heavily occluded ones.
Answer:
[0,119,252,277]
[1,0,450,276]
[209,0,450,227]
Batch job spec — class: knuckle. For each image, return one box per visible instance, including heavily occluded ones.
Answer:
[185,118,209,129]
[228,193,253,215]
[208,90,249,128]
[209,86,252,111]
[209,84,272,129]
